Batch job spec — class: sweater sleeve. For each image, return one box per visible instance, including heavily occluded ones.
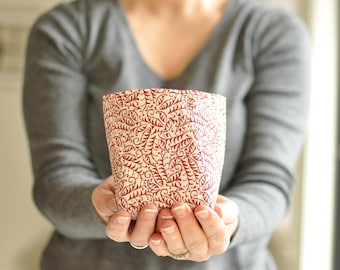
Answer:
[23,4,107,239]
[225,9,310,247]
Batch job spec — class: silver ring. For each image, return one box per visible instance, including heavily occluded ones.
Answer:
[169,250,189,260]
[130,242,149,250]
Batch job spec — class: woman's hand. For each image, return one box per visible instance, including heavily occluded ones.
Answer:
[91,176,159,249]
[149,195,239,262]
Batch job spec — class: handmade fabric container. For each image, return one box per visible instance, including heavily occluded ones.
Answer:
[103,88,226,219]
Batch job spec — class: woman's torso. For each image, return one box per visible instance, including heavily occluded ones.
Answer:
[36,0,291,268]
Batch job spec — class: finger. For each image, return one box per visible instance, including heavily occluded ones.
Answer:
[214,196,239,224]
[159,218,188,257]
[171,204,209,260]
[92,187,117,219]
[92,177,117,222]
[214,196,239,236]
[106,210,131,242]
[129,205,158,248]
[155,208,173,233]
[149,233,169,257]
[194,205,230,254]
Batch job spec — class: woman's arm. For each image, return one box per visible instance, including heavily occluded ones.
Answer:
[23,4,106,239]
[225,8,310,247]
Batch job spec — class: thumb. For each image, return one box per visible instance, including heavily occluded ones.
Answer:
[214,195,239,224]
[92,176,118,222]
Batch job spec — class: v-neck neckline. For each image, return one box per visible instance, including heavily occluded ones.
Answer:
[116,0,235,85]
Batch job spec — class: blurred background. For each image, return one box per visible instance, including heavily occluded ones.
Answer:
[0,0,338,269]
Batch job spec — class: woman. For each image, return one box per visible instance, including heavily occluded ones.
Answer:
[23,0,310,269]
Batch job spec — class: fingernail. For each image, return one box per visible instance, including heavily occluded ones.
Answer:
[161,214,174,220]
[143,209,157,219]
[151,239,161,246]
[108,198,117,212]
[173,205,187,217]
[162,226,175,235]
[116,216,130,224]
[195,209,209,219]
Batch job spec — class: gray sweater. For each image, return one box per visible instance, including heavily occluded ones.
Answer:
[23,0,310,269]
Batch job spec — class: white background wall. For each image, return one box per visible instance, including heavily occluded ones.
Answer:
[0,77,53,270]
[0,3,57,269]
[0,0,337,269]
[299,0,338,269]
